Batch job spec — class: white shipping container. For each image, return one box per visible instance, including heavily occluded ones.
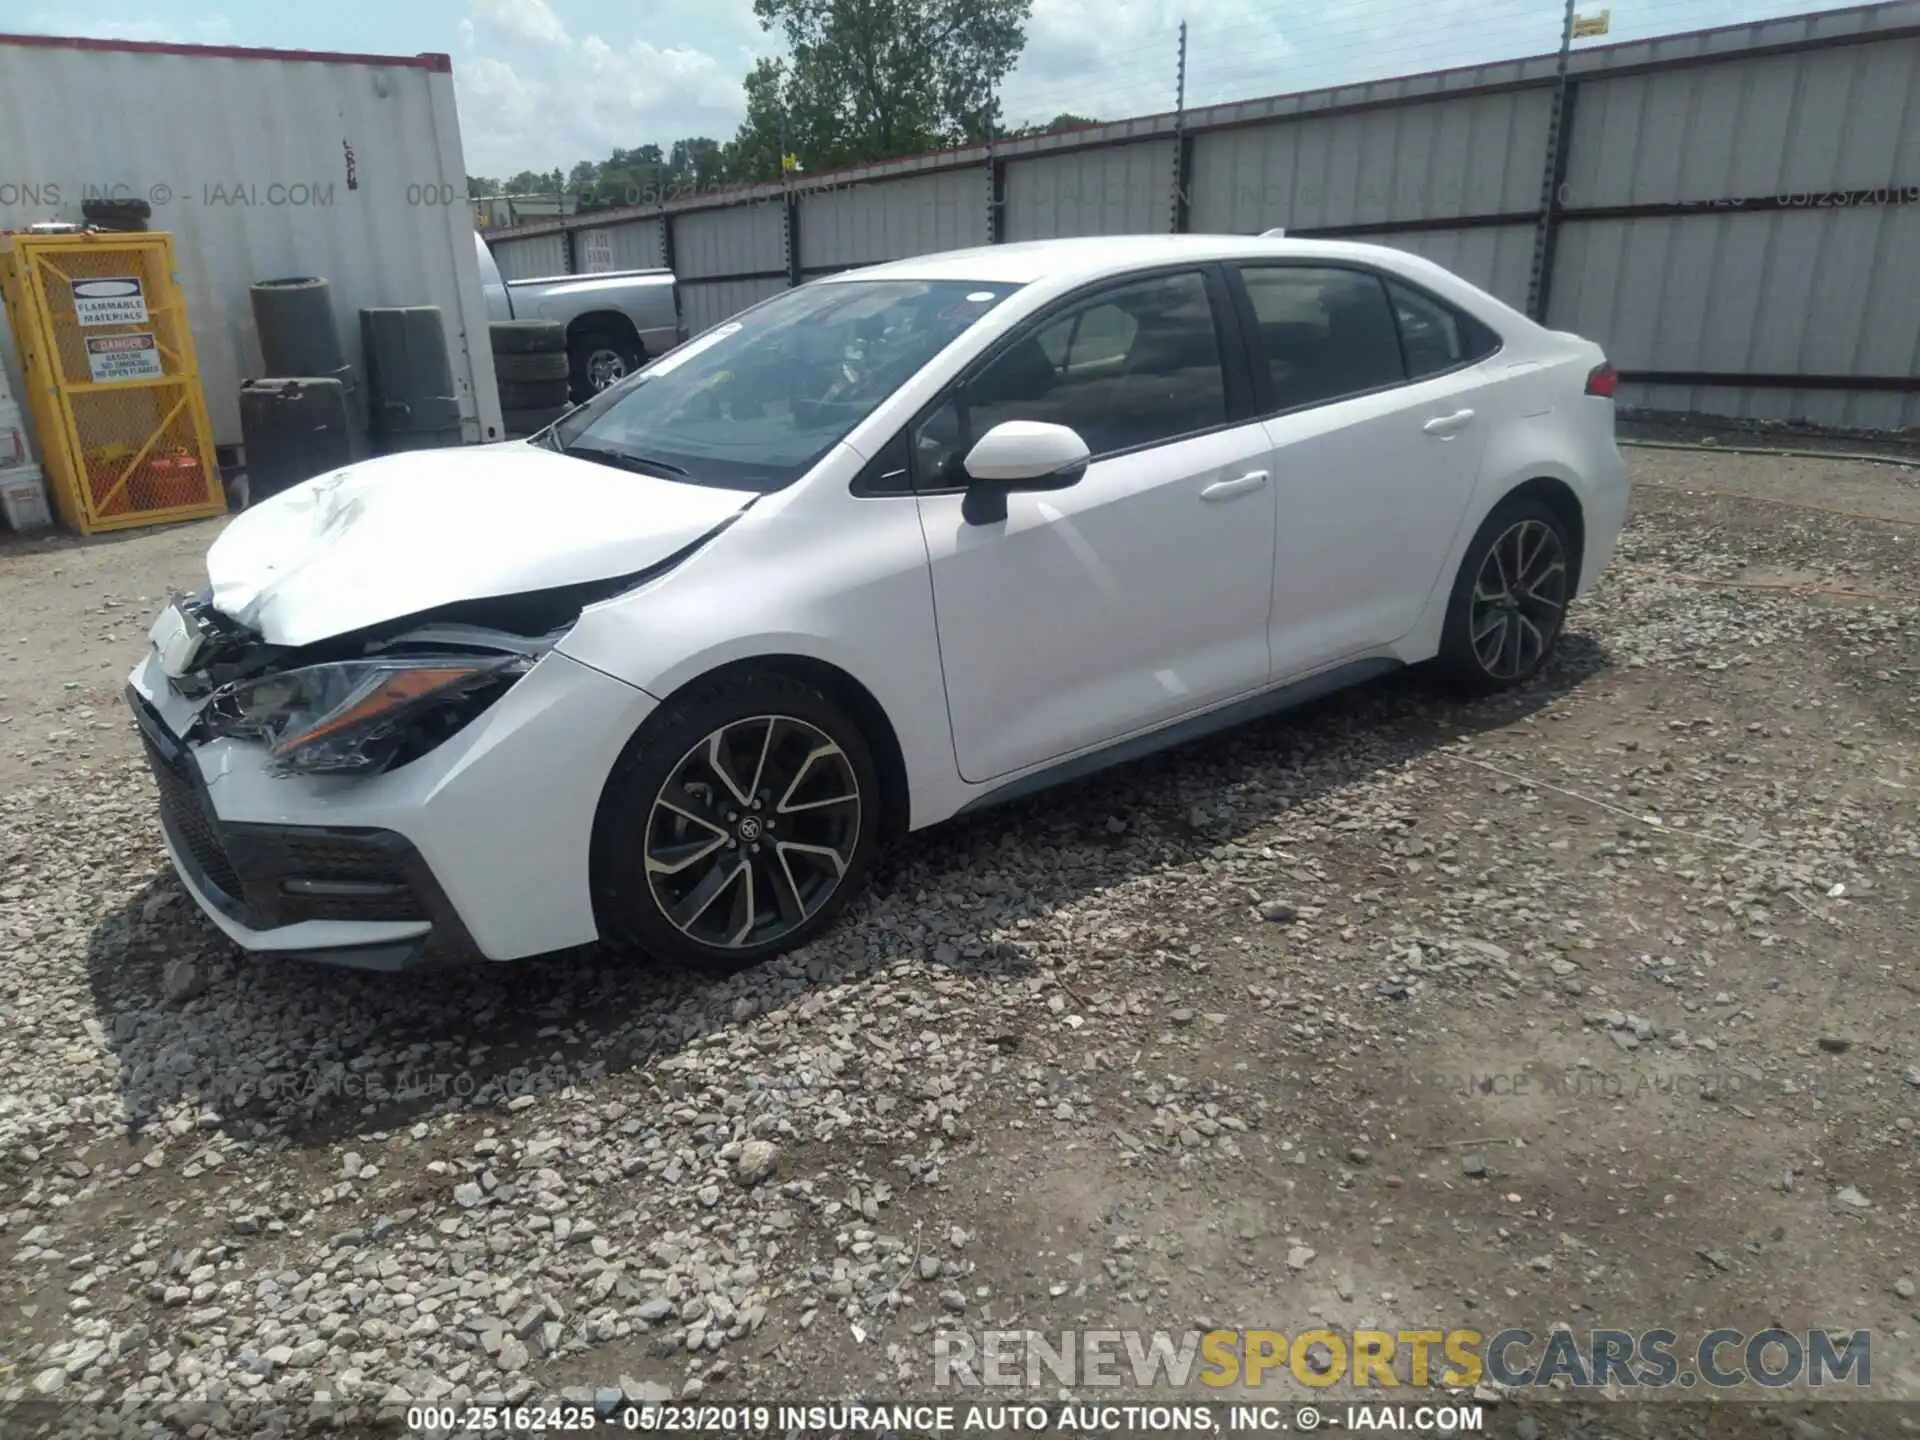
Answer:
[0,32,503,451]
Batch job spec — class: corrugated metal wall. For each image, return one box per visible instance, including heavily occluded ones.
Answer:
[1366,225,1539,310]
[799,171,990,271]
[1560,37,1920,206]
[478,3,1920,430]
[576,218,666,271]
[1004,141,1177,240]
[681,276,789,336]
[489,231,570,281]
[1188,89,1551,231]
[1548,207,1920,428]
[675,204,786,280]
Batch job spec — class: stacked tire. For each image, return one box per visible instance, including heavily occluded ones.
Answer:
[491,321,571,438]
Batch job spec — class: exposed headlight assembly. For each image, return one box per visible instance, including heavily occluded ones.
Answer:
[193,656,529,776]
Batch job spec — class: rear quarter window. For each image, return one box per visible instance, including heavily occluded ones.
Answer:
[1387,279,1502,379]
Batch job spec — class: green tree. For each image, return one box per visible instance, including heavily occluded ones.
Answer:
[466,175,501,196]
[733,0,1033,177]
[724,57,794,183]
[669,137,727,193]
[503,168,563,196]
[1014,111,1098,137]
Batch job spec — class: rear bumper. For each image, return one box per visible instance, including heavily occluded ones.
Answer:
[1578,447,1633,598]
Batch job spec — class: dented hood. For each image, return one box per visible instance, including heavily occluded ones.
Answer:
[207,444,753,647]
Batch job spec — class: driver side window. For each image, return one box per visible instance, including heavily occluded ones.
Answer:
[910,270,1228,489]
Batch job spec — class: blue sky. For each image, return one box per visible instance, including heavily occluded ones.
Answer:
[2,0,1861,177]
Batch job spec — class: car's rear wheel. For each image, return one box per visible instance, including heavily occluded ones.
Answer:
[1437,497,1574,693]
[592,672,881,969]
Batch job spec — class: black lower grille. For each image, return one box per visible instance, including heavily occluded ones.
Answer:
[127,685,462,957]
[140,730,246,902]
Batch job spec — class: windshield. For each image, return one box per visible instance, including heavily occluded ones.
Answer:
[551,278,1021,491]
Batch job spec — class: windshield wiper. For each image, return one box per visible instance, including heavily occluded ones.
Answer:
[562,444,690,479]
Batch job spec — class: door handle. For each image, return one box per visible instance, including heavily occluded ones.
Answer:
[1423,408,1476,437]
[1201,470,1270,502]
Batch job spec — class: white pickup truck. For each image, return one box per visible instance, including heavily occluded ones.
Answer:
[475,232,683,402]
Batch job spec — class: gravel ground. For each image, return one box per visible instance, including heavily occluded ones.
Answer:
[1,447,1917,1438]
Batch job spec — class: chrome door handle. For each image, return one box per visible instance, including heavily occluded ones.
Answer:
[1200,470,1270,501]
[1423,409,1476,437]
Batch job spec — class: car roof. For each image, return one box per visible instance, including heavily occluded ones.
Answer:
[824,234,1440,288]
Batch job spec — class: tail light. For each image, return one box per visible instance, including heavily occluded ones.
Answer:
[1585,362,1619,398]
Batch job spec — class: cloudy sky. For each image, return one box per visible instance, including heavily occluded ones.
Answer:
[9,0,1861,177]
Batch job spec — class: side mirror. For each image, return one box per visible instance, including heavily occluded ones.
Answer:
[960,421,1090,524]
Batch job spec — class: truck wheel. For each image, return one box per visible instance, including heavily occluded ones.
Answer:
[489,320,566,355]
[569,326,642,402]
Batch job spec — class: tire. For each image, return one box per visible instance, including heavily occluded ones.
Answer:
[592,671,882,969]
[498,378,572,410]
[568,326,643,402]
[1436,496,1576,694]
[82,197,151,230]
[492,351,571,383]
[489,320,567,355]
[502,403,570,436]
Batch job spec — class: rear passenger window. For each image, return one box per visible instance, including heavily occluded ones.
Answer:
[1239,266,1405,410]
[1388,280,1501,378]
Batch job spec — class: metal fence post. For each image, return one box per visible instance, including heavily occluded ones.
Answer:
[784,193,802,287]
[1170,20,1190,233]
[1527,0,1579,320]
[1532,82,1579,326]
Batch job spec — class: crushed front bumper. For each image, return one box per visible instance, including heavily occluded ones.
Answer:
[130,686,469,970]
[125,644,660,966]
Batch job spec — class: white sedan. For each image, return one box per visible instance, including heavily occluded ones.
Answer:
[128,234,1629,970]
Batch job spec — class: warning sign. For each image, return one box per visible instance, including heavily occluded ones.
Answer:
[85,332,164,383]
[71,276,150,327]
[582,229,615,272]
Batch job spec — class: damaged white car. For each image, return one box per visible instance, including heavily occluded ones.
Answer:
[129,235,1628,970]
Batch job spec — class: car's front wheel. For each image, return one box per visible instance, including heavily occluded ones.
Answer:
[592,672,881,968]
[1437,496,1575,693]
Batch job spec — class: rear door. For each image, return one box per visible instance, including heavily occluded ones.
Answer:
[1233,264,1501,677]
[913,266,1280,784]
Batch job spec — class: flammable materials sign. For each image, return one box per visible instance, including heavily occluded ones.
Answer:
[85,331,163,383]
[71,275,150,326]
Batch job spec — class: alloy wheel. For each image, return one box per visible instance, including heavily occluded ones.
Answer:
[587,348,629,391]
[644,715,862,951]
[1469,518,1568,681]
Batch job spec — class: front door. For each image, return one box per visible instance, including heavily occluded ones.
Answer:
[912,268,1278,784]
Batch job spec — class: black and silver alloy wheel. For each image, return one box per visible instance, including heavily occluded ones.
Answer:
[643,715,862,951]
[1468,517,1568,681]
[1437,496,1577,693]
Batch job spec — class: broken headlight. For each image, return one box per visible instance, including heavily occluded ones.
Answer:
[193,656,530,776]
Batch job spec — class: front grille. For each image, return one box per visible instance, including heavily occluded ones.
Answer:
[279,836,410,882]
[139,729,246,902]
